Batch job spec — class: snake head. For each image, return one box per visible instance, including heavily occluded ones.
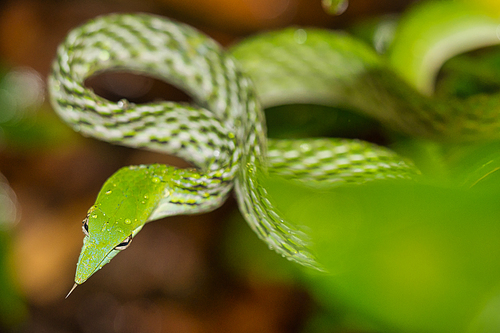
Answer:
[72,165,168,286]
[74,205,143,285]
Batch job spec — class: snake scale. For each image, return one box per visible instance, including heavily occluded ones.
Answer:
[47,1,500,295]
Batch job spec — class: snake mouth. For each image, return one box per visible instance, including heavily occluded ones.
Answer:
[74,236,121,285]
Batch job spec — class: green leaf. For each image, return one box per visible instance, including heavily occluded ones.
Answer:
[262,173,500,332]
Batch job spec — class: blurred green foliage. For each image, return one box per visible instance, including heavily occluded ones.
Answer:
[262,172,500,332]
[0,65,74,151]
[0,64,62,329]
[0,178,26,329]
[0,230,26,328]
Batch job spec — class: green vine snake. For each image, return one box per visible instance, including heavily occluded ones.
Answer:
[47,1,500,297]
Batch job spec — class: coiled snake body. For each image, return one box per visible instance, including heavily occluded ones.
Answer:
[49,5,499,294]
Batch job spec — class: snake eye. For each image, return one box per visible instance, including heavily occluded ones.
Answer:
[115,235,132,250]
[82,216,89,236]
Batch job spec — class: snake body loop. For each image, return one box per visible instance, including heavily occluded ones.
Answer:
[50,13,422,284]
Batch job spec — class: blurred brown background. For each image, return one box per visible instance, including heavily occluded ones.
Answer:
[0,0,413,332]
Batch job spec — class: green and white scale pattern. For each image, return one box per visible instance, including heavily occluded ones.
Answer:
[49,14,417,269]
